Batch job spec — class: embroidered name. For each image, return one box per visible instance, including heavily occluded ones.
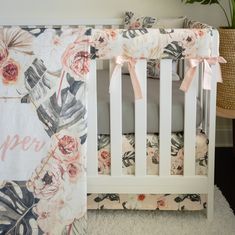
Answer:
[0,135,46,161]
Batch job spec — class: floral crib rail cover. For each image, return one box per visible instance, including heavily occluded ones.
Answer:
[91,27,217,60]
[0,25,219,235]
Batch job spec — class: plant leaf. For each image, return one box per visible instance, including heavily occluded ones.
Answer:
[122,28,148,39]
[35,74,86,136]
[0,181,42,235]
[122,151,135,168]
[182,0,219,4]
[98,135,110,150]
[163,41,185,59]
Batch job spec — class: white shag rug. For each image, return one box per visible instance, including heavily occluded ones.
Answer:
[87,186,235,235]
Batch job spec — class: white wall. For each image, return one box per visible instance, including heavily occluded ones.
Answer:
[0,0,230,27]
[0,0,232,146]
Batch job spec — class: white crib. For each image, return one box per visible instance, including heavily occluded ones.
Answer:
[0,17,222,235]
[4,17,218,220]
[81,19,220,220]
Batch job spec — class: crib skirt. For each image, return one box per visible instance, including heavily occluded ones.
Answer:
[87,131,208,210]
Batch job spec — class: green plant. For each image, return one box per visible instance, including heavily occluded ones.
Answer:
[182,0,235,28]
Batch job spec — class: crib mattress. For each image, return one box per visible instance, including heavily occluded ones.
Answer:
[97,70,202,134]
[87,131,208,210]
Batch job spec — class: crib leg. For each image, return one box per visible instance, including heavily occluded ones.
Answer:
[207,190,214,221]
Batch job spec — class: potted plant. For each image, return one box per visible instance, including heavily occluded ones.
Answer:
[182,0,235,28]
[182,0,235,126]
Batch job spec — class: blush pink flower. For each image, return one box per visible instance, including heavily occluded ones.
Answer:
[52,133,81,164]
[157,198,167,209]
[193,29,206,38]
[27,159,63,199]
[92,29,118,58]
[58,135,79,155]
[33,199,65,234]
[98,159,110,175]
[100,150,110,161]
[66,162,81,182]
[98,149,111,174]
[1,59,20,85]
[61,42,90,79]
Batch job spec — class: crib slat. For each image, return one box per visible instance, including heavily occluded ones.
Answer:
[87,60,98,176]
[110,60,123,176]
[207,65,218,220]
[159,59,172,176]
[135,60,147,176]
[207,29,220,221]
[184,60,198,176]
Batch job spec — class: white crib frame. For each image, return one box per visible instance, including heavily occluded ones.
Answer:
[85,19,219,221]
[1,18,218,220]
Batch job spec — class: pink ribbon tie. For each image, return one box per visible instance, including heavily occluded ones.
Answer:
[110,56,143,100]
[180,56,227,92]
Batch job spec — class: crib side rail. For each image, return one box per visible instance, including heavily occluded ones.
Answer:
[87,30,218,197]
[87,58,204,193]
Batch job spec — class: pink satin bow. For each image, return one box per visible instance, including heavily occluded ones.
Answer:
[110,56,143,100]
[180,57,227,92]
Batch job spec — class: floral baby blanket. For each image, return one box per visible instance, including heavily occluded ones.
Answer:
[0,27,90,235]
[0,25,219,234]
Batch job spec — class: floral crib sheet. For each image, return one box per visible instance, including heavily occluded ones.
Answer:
[0,24,221,235]
[88,131,208,211]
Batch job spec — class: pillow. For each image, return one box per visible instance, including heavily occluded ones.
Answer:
[124,11,157,29]
[147,59,180,81]
[124,11,186,29]
[123,11,182,81]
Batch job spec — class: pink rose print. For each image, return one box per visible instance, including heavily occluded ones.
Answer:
[100,150,110,161]
[157,199,167,209]
[92,29,118,58]
[66,162,81,182]
[61,43,90,79]
[53,134,81,163]
[98,149,111,174]
[1,59,20,85]
[33,198,67,234]
[27,159,63,199]
[138,194,146,201]
[33,200,58,233]
[58,135,79,155]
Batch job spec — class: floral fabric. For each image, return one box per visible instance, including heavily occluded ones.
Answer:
[124,12,186,29]
[124,11,157,29]
[0,22,219,235]
[88,131,208,210]
[0,26,90,235]
[123,12,180,80]
[90,27,216,61]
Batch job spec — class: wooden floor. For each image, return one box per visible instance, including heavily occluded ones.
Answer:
[215,147,235,214]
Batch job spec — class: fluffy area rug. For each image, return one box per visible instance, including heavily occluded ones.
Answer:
[87,186,235,235]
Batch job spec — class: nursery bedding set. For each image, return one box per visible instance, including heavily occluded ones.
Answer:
[0,12,223,234]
